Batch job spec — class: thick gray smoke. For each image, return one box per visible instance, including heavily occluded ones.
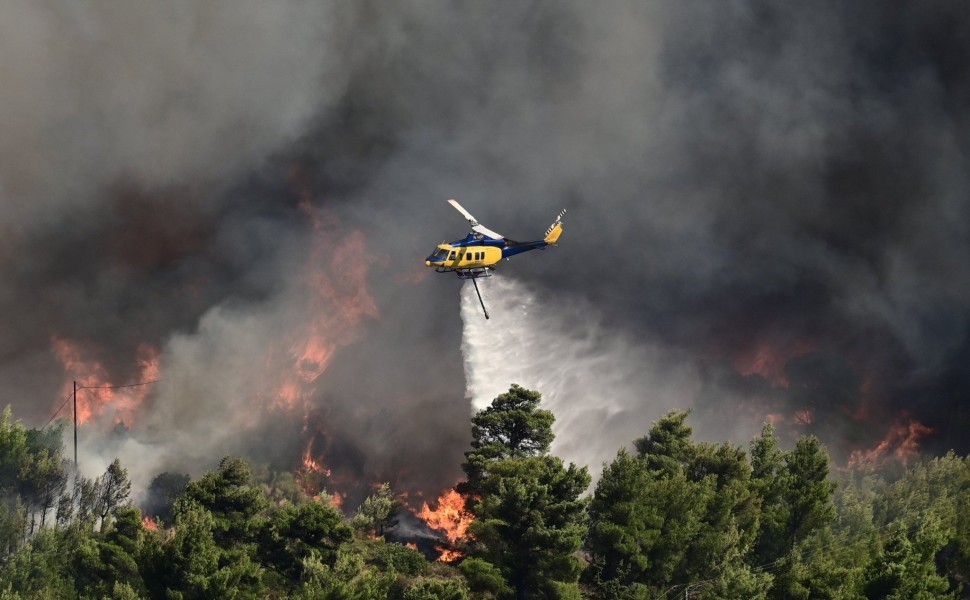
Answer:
[2,2,969,499]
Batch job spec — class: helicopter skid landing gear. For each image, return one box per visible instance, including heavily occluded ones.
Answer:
[455,267,492,280]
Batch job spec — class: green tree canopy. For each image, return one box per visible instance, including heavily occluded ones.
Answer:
[460,385,556,500]
[181,456,268,548]
[96,458,132,534]
[588,411,770,598]
[350,482,399,538]
[460,385,589,600]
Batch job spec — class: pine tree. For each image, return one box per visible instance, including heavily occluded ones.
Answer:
[181,456,268,548]
[461,385,590,600]
[266,499,353,581]
[350,482,399,538]
[459,384,555,500]
[588,411,770,598]
[96,459,132,533]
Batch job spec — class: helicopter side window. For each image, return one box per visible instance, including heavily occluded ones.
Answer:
[449,251,456,260]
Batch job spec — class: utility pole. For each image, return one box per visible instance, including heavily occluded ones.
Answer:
[73,380,78,466]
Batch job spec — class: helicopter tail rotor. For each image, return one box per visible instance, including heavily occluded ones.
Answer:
[544,209,566,245]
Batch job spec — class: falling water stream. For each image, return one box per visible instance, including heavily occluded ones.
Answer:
[459,275,698,476]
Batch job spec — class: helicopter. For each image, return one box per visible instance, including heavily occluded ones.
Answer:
[425,199,565,319]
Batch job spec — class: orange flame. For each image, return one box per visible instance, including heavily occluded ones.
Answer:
[848,418,933,468]
[415,488,474,561]
[141,516,158,530]
[302,441,331,477]
[435,546,464,562]
[51,337,159,426]
[267,194,379,503]
[267,219,379,418]
[296,434,333,498]
[418,489,473,544]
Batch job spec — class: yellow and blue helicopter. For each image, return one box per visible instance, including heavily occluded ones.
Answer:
[425,199,565,318]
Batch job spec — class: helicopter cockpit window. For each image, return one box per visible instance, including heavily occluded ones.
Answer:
[432,248,449,260]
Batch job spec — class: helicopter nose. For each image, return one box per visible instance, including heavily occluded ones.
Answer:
[425,260,431,267]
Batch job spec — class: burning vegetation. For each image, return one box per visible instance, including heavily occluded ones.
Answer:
[415,488,475,562]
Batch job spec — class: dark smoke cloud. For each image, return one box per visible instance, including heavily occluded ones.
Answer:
[2,1,968,497]
[334,1,970,461]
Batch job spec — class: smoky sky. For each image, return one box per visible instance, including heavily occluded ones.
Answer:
[1,1,968,500]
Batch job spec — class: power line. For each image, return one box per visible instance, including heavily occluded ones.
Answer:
[42,378,160,467]
[76,379,159,390]
[41,379,160,430]
[41,391,75,430]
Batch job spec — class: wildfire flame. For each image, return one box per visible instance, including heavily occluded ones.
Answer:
[268,226,378,416]
[51,337,159,426]
[435,547,464,563]
[49,171,384,520]
[141,516,158,530]
[416,488,474,561]
[848,417,934,468]
[268,180,379,503]
[302,442,331,477]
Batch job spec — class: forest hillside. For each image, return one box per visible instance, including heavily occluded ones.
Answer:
[0,385,967,599]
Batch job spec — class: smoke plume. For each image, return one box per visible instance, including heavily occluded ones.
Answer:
[1,1,968,500]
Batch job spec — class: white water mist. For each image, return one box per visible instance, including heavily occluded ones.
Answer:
[460,275,699,476]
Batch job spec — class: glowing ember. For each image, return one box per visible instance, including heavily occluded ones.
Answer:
[51,337,159,426]
[417,488,474,561]
[406,542,418,551]
[848,418,934,468]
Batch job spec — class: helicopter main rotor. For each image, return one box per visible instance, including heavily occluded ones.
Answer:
[448,199,504,240]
